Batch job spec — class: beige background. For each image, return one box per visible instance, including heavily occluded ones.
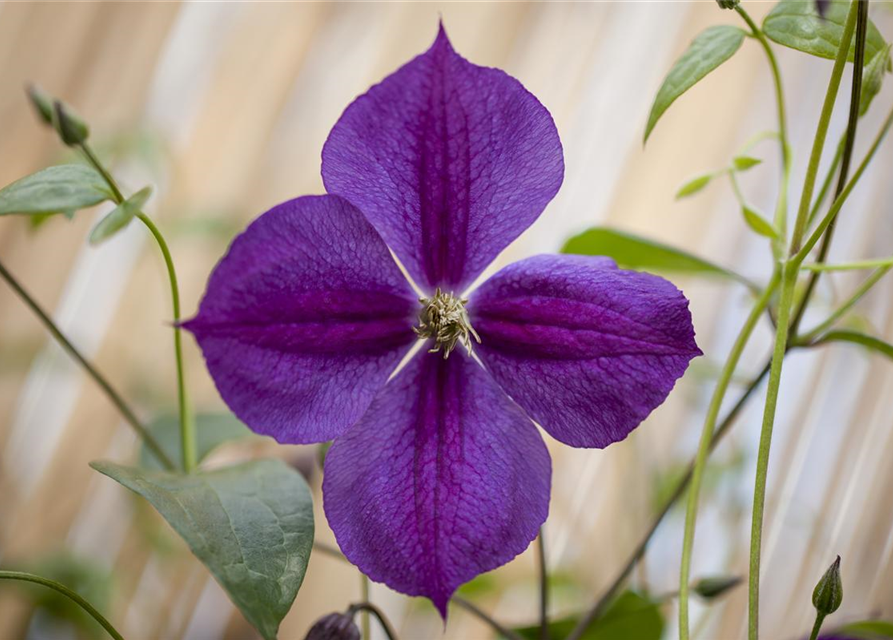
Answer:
[1,1,892,638]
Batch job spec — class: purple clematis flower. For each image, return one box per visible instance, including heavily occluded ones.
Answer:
[184,25,700,615]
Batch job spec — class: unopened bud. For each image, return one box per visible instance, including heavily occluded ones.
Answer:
[304,612,360,640]
[715,0,740,9]
[26,84,54,125]
[53,100,89,146]
[812,556,843,615]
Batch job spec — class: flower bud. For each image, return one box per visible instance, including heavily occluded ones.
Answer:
[25,84,54,125]
[53,100,89,146]
[693,575,743,600]
[304,612,360,640]
[715,0,740,9]
[812,556,843,616]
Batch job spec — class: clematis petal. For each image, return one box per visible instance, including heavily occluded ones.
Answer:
[321,24,564,292]
[323,350,551,616]
[183,195,418,444]
[468,254,701,448]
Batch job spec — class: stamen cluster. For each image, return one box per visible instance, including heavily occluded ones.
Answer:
[414,288,481,358]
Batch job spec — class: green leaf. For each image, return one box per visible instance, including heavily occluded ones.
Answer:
[139,412,255,471]
[838,620,893,638]
[91,459,314,639]
[692,575,743,600]
[20,552,114,638]
[733,156,762,171]
[860,44,892,117]
[675,174,713,199]
[818,330,893,361]
[512,591,664,640]
[645,25,746,142]
[0,165,111,217]
[316,441,333,470]
[89,186,152,245]
[742,206,779,240]
[763,0,888,65]
[562,227,753,288]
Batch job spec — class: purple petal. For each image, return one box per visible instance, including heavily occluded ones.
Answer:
[323,350,550,615]
[321,24,564,292]
[183,195,417,444]
[468,254,701,448]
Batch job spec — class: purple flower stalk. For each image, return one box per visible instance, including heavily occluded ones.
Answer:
[185,25,700,615]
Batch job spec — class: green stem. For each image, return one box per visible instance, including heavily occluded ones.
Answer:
[790,0,858,254]
[0,259,174,470]
[808,612,827,640]
[791,0,869,334]
[749,5,858,637]
[736,5,791,247]
[360,575,371,640]
[679,271,780,640]
[797,102,893,264]
[802,258,893,271]
[0,570,124,640]
[566,362,771,640]
[136,211,194,472]
[748,264,798,640]
[796,266,890,344]
[453,597,524,640]
[348,602,399,640]
[537,528,550,640]
[806,136,845,231]
[78,143,195,472]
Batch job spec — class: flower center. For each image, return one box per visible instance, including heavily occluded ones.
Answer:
[414,288,481,359]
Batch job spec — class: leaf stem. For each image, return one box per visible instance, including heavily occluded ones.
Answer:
[77,143,195,472]
[802,258,893,271]
[135,211,194,472]
[797,266,891,343]
[679,270,780,640]
[0,570,124,640]
[537,528,550,640]
[349,602,399,640]
[735,5,791,249]
[0,259,174,470]
[453,597,524,640]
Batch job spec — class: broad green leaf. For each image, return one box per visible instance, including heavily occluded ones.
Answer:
[20,552,114,638]
[512,591,664,640]
[860,44,892,117]
[838,620,893,638]
[139,412,255,471]
[763,0,888,64]
[742,206,779,240]
[89,186,152,245]
[675,174,713,199]
[562,227,753,288]
[818,330,893,361]
[0,165,110,216]
[91,459,314,640]
[733,156,762,171]
[645,26,746,142]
